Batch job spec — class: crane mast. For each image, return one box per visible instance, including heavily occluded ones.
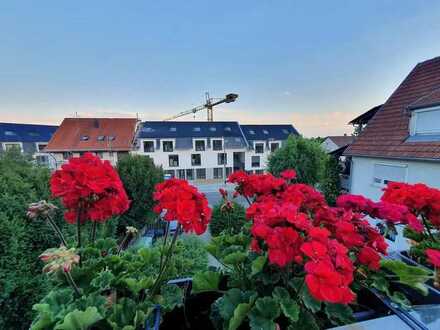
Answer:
[163,92,238,121]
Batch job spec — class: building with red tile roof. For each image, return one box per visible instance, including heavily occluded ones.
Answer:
[345,56,440,201]
[46,118,139,167]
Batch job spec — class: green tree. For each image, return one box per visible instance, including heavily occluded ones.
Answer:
[0,150,70,329]
[320,155,341,205]
[267,136,326,186]
[210,202,247,237]
[116,154,164,237]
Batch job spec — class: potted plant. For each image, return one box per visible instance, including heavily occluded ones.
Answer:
[190,170,432,329]
[30,153,212,329]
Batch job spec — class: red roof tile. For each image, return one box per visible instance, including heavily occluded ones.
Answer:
[345,56,440,160]
[46,118,138,152]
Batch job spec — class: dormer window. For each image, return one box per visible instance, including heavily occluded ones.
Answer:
[410,106,440,136]
[80,135,89,141]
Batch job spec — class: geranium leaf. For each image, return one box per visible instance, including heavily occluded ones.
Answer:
[272,287,299,322]
[324,303,354,325]
[160,284,184,311]
[300,286,321,313]
[223,251,247,265]
[290,309,320,330]
[54,307,103,330]
[228,302,253,330]
[251,255,267,276]
[90,269,115,291]
[381,259,431,295]
[192,270,221,293]
[254,297,280,320]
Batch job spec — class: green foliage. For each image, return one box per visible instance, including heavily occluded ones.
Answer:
[210,202,247,237]
[31,236,205,329]
[0,150,72,329]
[267,136,327,186]
[116,154,164,237]
[320,155,341,205]
[192,271,221,293]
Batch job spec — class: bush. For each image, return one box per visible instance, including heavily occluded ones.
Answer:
[320,155,341,205]
[116,154,164,237]
[267,135,326,186]
[210,202,247,237]
[0,150,71,329]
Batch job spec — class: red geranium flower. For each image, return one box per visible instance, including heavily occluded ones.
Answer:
[426,249,440,267]
[280,169,297,180]
[358,246,381,271]
[153,179,211,235]
[50,152,129,224]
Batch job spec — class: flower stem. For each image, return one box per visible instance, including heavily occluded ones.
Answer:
[46,214,68,247]
[76,208,82,249]
[65,271,81,296]
[159,220,170,271]
[150,224,181,297]
[91,221,97,244]
[422,215,437,242]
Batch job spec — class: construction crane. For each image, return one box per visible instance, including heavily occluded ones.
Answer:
[163,92,239,121]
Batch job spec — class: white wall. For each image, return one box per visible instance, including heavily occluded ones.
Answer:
[51,151,119,168]
[350,156,440,251]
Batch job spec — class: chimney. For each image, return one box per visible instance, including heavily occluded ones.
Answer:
[93,119,99,128]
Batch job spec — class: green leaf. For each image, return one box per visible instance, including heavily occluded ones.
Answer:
[123,277,154,295]
[290,309,320,330]
[248,296,280,329]
[300,286,321,313]
[218,289,247,320]
[251,255,267,276]
[390,291,411,309]
[160,284,184,311]
[272,287,299,322]
[324,303,354,325]
[192,270,221,293]
[381,259,431,295]
[223,251,247,265]
[31,304,54,330]
[229,302,253,330]
[90,269,115,291]
[54,307,103,330]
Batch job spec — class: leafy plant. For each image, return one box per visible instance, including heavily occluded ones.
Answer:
[210,202,247,237]
[320,155,341,205]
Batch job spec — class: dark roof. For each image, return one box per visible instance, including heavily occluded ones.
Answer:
[345,56,440,160]
[325,135,355,148]
[349,105,382,125]
[46,118,138,152]
[0,122,58,143]
[138,121,244,139]
[408,88,440,110]
[329,144,350,157]
[240,124,299,141]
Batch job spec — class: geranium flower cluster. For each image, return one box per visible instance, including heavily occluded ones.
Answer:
[231,170,389,305]
[153,178,212,235]
[50,152,130,224]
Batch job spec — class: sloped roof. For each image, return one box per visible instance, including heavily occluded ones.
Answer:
[349,105,382,125]
[138,121,244,139]
[46,118,138,152]
[0,122,58,143]
[325,135,355,148]
[408,88,440,110]
[240,124,299,141]
[345,56,440,160]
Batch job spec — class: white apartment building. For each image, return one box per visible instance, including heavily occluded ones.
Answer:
[134,121,298,181]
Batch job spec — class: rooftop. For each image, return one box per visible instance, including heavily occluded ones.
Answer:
[240,124,299,141]
[0,122,58,143]
[325,135,355,148]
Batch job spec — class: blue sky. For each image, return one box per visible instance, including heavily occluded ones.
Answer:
[1,1,440,136]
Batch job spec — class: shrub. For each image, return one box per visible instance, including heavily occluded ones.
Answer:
[116,155,164,237]
[267,136,326,186]
[209,202,247,237]
[0,150,71,329]
[320,155,341,205]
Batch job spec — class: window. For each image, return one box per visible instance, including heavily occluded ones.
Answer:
[177,169,186,179]
[97,135,105,141]
[108,136,116,141]
[36,143,47,152]
[255,143,264,153]
[36,155,48,164]
[249,130,255,135]
[143,127,154,133]
[373,163,407,186]
[186,169,194,180]
[410,106,440,135]
[4,143,21,151]
[80,135,89,141]
[209,127,217,132]
[218,153,227,165]
[251,156,260,167]
[163,141,173,152]
[191,154,201,166]
[193,127,201,132]
[224,126,231,132]
[63,152,72,160]
[4,130,16,136]
[225,167,233,177]
[196,168,206,180]
[143,141,154,152]
[214,168,223,179]
[96,151,104,158]
[195,140,205,151]
[169,155,179,167]
[263,129,269,135]
[212,139,223,151]
[170,127,177,132]
[282,129,290,134]
[270,142,280,152]
[255,169,264,174]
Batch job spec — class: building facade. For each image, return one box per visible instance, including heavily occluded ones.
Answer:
[45,118,139,168]
[134,121,298,181]
[0,122,58,166]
